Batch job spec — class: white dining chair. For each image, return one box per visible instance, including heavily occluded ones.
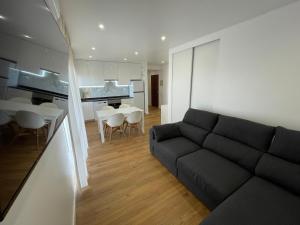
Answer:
[105,113,125,142]
[102,105,114,110]
[10,97,32,104]
[15,111,46,150]
[40,102,58,108]
[0,111,11,126]
[124,111,142,136]
[119,104,130,108]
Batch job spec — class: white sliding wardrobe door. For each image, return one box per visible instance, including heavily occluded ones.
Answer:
[171,48,193,122]
[191,40,220,111]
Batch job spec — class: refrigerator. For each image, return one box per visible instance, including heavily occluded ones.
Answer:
[129,80,145,111]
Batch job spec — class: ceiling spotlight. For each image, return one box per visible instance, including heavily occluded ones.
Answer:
[91,47,96,51]
[123,58,128,61]
[161,60,165,64]
[23,34,32,39]
[98,23,105,30]
[134,51,139,56]
[0,15,6,20]
[89,55,93,59]
[161,36,166,41]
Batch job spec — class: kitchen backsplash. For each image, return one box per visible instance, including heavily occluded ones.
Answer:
[81,81,130,98]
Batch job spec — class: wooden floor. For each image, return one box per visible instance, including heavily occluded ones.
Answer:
[76,107,209,225]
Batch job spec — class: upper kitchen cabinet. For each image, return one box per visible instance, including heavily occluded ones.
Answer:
[118,63,142,85]
[76,60,104,86]
[40,48,68,75]
[103,62,119,80]
[17,41,43,74]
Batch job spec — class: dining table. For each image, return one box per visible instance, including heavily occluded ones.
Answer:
[96,106,144,143]
[0,99,64,142]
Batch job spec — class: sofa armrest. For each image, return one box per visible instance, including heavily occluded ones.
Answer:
[152,123,181,142]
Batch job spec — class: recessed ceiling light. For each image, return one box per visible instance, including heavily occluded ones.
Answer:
[0,15,6,20]
[161,36,166,41]
[98,24,105,30]
[91,47,96,51]
[89,55,93,59]
[123,58,128,61]
[161,60,165,64]
[134,51,139,56]
[23,34,32,39]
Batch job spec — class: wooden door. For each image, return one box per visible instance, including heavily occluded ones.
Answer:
[151,75,159,107]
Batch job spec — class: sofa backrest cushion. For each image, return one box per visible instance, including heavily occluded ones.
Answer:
[256,126,300,195]
[183,108,218,131]
[204,133,262,171]
[268,127,300,163]
[203,115,274,171]
[213,115,274,151]
[256,154,300,195]
[179,122,209,146]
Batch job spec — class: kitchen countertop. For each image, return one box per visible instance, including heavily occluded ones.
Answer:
[8,85,68,99]
[81,95,133,102]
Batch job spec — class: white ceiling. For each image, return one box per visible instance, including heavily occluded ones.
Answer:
[0,0,68,53]
[60,0,298,65]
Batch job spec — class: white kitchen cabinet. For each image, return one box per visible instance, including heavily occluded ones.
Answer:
[88,61,104,86]
[6,87,32,100]
[121,98,134,106]
[17,42,43,74]
[118,63,141,85]
[103,62,119,80]
[82,102,95,121]
[40,48,68,75]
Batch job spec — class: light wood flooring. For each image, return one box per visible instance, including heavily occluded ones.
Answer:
[76,107,209,225]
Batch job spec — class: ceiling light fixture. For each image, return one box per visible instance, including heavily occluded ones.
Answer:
[134,51,139,56]
[0,15,6,20]
[89,55,93,59]
[161,36,166,41]
[23,34,32,39]
[161,60,165,64]
[98,23,105,30]
[123,58,128,61]
[91,47,96,51]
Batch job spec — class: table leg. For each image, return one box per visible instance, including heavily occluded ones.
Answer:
[47,119,56,142]
[99,118,105,143]
[142,112,145,133]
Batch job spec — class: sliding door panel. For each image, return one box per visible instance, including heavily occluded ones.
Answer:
[191,40,220,111]
[171,48,193,122]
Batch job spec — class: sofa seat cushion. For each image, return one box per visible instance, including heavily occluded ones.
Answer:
[201,176,300,225]
[177,150,251,209]
[153,137,200,176]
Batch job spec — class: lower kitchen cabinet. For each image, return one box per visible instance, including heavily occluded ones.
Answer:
[82,102,94,121]
[121,98,134,106]
[53,97,68,112]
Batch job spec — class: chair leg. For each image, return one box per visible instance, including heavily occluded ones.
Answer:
[109,127,113,143]
[36,128,39,151]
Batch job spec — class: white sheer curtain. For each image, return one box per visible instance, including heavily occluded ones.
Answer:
[68,49,89,188]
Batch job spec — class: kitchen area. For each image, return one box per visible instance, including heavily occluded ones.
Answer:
[76,59,146,122]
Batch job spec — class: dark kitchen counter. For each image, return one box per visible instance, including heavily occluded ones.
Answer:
[81,95,132,102]
[8,85,68,99]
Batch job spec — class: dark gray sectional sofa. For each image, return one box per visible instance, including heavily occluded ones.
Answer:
[149,108,300,225]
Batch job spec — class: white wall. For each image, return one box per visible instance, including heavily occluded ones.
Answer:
[169,1,300,130]
[0,118,77,225]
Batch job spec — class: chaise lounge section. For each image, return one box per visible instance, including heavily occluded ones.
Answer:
[149,108,300,224]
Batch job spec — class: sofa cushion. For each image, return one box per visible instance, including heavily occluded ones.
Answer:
[177,150,251,209]
[201,177,300,225]
[152,123,181,142]
[213,115,274,151]
[179,122,209,146]
[203,133,262,172]
[183,108,218,131]
[269,126,300,163]
[153,137,200,176]
[256,154,300,195]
